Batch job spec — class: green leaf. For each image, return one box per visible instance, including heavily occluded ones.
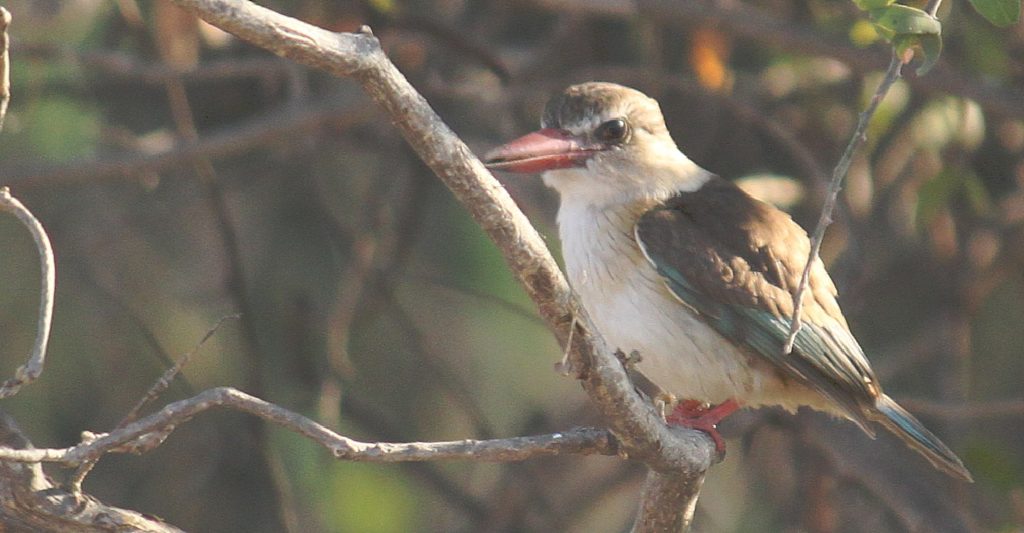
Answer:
[869,5,942,73]
[968,0,1021,27]
[871,5,941,38]
[852,0,894,10]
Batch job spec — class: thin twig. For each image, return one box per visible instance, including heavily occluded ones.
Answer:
[0,7,10,132]
[119,314,239,426]
[0,387,619,466]
[0,188,55,399]
[66,315,238,493]
[783,51,911,354]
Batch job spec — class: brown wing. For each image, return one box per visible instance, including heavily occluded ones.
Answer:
[635,177,879,423]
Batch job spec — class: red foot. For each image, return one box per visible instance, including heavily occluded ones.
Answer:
[665,399,740,457]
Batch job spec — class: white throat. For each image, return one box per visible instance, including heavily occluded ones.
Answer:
[542,141,712,211]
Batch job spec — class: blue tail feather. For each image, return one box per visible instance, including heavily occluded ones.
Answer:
[875,395,972,482]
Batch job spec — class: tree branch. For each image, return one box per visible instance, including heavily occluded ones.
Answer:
[0,7,10,131]
[166,1,716,528]
[0,410,185,533]
[0,387,619,466]
[0,188,55,399]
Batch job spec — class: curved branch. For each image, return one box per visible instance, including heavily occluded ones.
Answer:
[0,387,619,466]
[0,188,55,399]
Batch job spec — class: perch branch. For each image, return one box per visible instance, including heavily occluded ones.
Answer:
[166,1,715,528]
[0,188,55,399]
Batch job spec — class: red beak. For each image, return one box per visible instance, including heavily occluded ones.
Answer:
[484,128,597,173]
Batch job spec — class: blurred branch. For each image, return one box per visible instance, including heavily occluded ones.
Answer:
[0,387,619,466]
[530,0,1024,120]
[339,393,493,522]
[898,398,1024,420]
[0,188,55,399]
[4,98,374,190]
[166,1,718,529]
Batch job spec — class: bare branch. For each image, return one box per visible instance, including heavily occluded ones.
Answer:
[0,7,10,131]
[783,51,910,354]
[0,387,619,466]
[0,188,55,399]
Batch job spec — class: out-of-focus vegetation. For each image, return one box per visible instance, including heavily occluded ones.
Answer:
[0,1,1022,532]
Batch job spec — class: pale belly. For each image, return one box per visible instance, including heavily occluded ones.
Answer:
[567,243,829,413]
[575,261,769,406]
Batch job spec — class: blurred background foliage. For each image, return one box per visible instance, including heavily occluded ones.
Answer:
[0,0,1022,532]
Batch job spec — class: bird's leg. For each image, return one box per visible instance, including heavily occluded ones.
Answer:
[665,398,740,457]
[654,392,678,421]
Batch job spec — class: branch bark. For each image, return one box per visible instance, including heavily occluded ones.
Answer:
[0,410,185,533]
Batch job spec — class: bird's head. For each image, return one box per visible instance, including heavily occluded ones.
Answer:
[485,82,708,207]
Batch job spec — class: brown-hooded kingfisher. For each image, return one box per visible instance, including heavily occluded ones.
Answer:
[484,82,971,482]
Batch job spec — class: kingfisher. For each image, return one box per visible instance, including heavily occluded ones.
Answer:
[484,82,971,481]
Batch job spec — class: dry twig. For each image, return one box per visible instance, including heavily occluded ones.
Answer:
[0,188,55,399]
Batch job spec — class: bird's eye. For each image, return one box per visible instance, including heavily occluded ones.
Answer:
[594,119,630,144]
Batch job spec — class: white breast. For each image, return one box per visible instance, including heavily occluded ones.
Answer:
[557,201,808,409]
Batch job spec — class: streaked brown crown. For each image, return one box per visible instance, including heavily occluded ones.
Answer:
[541,82,670,139]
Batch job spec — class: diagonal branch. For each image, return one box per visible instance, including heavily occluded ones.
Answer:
[0,188,55,399]
[166,1,717,529]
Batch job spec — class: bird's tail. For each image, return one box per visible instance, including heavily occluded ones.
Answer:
[872,394,973,482]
